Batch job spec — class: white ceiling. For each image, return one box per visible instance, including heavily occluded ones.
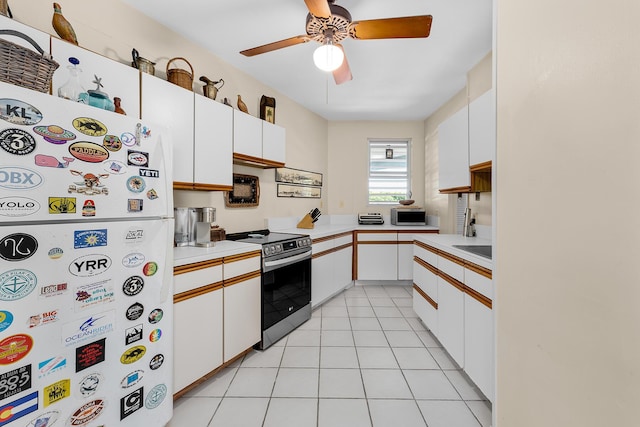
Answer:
[123,0,492,121]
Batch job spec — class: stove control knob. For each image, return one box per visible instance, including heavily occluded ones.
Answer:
[274,244,282,253]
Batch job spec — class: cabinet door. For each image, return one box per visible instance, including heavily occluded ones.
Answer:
[194,94,233,188]
[233,110,262,158]
[224,277,261,362]
[437,275,465,367]
[438,105,470,191]
[357,244,397,280]
[174,288,223,394]
[51,38,140,117]
[397,241,414,280]
[464,294,493,401]
[262,121,286,164]
[312,253,334,308]
[141,73,194,186]
[413,261,438,334]
[334,245,353,291]
[469,89,495,167]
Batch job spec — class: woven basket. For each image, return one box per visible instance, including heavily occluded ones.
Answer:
[0,29,59,93]
[166,57,193,91]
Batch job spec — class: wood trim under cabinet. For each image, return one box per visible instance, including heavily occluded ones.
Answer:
[173,258,223,275]
[312,231,353,245]
[413,256,439,276]
[173,181,194,190]
[223,270,261,287]
[439,185,472,194]
[465,285,492,309]
[439,270,466,293]
[193,183,233,191]
[415,240,440,254]
[233,153,285,169]
[223,250,262,264]
[465,262,492,279]
[413,284,438,309]
[469,160,492,172]
[438,250,466,267]
[173,282,223,303]
[357,240,398,245]
[312,242,353,259]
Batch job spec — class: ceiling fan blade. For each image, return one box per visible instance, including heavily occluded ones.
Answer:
[350,15,433,40]
[333,44,352,85]
[304,0,331,18]
[240,35,310,57]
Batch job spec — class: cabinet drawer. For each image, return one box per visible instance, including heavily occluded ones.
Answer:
[173,260,222,294]
[465,267,492,300]
[223,251,261,279]
[334,234,353,247]
[312,239,334,254]
[357,232,397,242]
[415,244,438,266]
[438,255,464,283]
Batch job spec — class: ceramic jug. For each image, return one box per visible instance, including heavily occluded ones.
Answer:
[131,48,156,76]
[199,76,224,100]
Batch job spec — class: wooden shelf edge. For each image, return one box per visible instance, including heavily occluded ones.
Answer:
[233,153,285,169]
[470,160,492,172]
[439,185,472,194]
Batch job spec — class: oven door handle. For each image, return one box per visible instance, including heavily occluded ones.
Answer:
[263,251,311,270]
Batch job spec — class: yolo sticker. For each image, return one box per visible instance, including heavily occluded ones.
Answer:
[0,196,40,217]
[72,117,107,136]
[0,128,36,155]
[0,99,42,125]
[0,233,38,261]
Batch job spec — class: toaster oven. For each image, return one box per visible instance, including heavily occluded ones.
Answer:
[390,208,426,225]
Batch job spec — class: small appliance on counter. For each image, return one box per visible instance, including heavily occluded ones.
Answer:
[358,212,385,225]
[390,207,427,225]
[174,206,217,247]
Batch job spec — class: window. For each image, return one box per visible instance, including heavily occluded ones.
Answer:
[368,139,411,204]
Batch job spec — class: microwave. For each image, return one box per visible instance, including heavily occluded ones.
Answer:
[390,208,426,225]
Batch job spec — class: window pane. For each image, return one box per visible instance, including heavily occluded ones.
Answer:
[368,140,410,204]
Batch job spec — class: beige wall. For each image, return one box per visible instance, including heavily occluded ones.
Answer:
[327,121,425,215]
[424,52,492,233]
[495,0,640,425]
[11,0,329,233]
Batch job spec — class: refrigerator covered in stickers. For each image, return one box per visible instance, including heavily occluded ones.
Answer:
[0,81,173,426]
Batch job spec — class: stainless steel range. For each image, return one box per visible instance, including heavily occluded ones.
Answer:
[227,229,312,349]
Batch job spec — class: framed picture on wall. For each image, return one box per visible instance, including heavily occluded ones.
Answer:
[277,184,321,198]
[275,167,323,186]
[260,95,276,124]
[225,174,260,207]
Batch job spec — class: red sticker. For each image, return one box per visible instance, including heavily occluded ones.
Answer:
[0,334,33,365]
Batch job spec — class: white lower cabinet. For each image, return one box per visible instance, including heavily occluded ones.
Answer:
[356,232,398,280]
[397,241,414,280]
[413,258,438,335]
[436,274,465,367]
[464,293,493,401]
[312,233,353,307]
[173,286,223,394]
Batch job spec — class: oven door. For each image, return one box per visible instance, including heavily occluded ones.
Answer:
[262,250,312,331]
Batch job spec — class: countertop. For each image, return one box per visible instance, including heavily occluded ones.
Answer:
[414,234,493,270]
[276,223,440,240]
[173,241,262,267]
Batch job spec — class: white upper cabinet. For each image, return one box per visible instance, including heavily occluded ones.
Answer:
[469,89,495,167]
[262,120,286,164]
[194,94,233,189]
[51,38,140,117]
[141,73,194,186]
[233,110,262,159]
[438,105,470,192]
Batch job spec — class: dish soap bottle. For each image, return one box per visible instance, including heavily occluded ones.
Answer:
[58,57,88,104]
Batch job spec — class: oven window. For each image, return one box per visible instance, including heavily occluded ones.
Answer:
[262,258,311,330]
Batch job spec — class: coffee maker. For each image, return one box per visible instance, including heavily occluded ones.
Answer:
[174,207,216,247]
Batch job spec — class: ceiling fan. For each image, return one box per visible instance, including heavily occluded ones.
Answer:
[240,0,433,85]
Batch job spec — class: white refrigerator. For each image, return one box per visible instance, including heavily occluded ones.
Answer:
[0,81,173,426]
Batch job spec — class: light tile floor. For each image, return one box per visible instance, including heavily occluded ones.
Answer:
[168,284,492,427]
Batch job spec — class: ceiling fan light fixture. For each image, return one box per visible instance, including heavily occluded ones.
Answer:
[313,39,344,72]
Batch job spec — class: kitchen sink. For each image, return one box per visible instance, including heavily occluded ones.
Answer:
[452,245,492,259]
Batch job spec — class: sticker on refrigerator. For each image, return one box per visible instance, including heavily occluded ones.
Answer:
[0,311,13,332]
[127,150,149,167]
[148,308,163,324]
[0,391,38,426]
[81,200,96,217]
[145,384,167,409]
[65,174,103,198]
[68,254,112,277]
[43,378,70,407]
[72,117,107,137]
[63,311,114,347]
[28,310,59,328]
[121,131,136,147]
[68,399,105,426]
[33,125,76,144]
[102,134,122,151]
[78,372,103,397]
[120,386,143,420]
[24,410,60,427]
[122,252,145,268]
[125,324,143,345]
[126,176,146,193]
[121,370,144,389]
[148,329,162,343]
[68,142,109,163]
[139,168,159,178]
[126,302,144,321]
[149,354,164,370]
[146,189,158,200]
[35,154,75,168]
[0,196,41,217]
[0,364,31,400]
[48,197,77,214]
[122,276,144,296]
[102,159,127,175]
[120,346,146,365]
[74,229,107,249]
[39,283,67,298]
[127,199,143,212]
[38,356,66,378]
[0,129,36,155]
[0,269,37,301]
[74,280,115,311]
[142,261,158,276]
[0,98,42,125]
[0,166,43,190]
[0,233,38,261]
[0,334,33,365]
[124,228,145,244]
[47,248,64,259]
[75,338,106,373]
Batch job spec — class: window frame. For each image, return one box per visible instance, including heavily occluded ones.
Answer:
[367,138,411,205]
